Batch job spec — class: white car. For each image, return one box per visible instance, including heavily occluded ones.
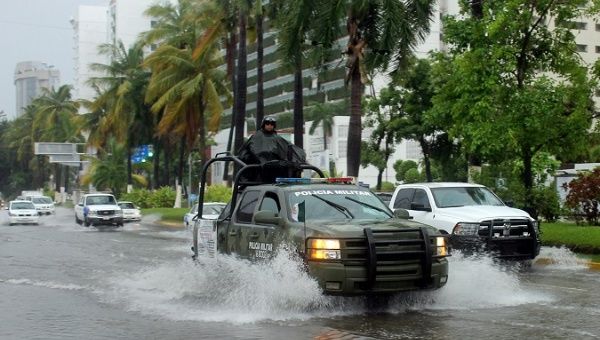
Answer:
[117,201,142,222]
[389,182,541,260]
[74,193,123,227]
[28,196,55,215]
[7,200,39,225]
[184,202,226,227]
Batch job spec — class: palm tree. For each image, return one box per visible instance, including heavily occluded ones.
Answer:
[144,0,229,182]
[81,138,146,197]
[312,0,436,177]
[32,85,82,192]
[308,100,345,151]
[87,41,150,189]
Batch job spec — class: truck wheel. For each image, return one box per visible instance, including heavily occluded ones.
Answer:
[84,218,91,227]
[75,215,81,225]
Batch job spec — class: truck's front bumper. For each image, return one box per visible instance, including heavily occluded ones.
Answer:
[451,235,541,260]
[307,258,448,296]
[87,216,124,226]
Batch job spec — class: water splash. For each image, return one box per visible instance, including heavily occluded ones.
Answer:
[102,249,553,323]
[3,278,87,291]
[533,246,588,270]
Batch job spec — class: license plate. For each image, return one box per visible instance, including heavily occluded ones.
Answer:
[102,217,110,220]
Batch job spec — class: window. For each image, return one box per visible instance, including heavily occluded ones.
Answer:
[150,20,158,28]
[595,46,600,53]
[412,189,431,210]
[259,192,280,214]
[393,188,415,209]
[236,191,260,223]
[573,21,587,30]
[577,44,587,52]
[596,23,600,31]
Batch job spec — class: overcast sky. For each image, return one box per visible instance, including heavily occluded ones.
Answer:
[0,0,106,119]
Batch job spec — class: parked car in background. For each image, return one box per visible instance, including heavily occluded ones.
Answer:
[75,193,123,227]
[389,182,540,260]
[117,201,142,222]
[184,202,226,228]
[374,192,393,206]
[27,196,55,215]
[7,200,39,225]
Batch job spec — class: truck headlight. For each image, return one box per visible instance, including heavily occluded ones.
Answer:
[88,210,98,216]
[116,210,123,217]
[452,222,480,236]
[434,236,448,257]
[307,239,341,260]
[531,220,539,234]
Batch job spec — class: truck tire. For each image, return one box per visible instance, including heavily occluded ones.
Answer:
[75,215,81,225]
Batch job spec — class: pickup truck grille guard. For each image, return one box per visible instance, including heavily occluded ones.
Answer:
[359,227,434,291]
[477,219,539,258]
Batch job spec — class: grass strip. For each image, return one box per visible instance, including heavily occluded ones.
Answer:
[142,208,187,222]
[542,222,600,254]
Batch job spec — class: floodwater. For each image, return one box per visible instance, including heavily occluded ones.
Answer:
[1,208,599,339]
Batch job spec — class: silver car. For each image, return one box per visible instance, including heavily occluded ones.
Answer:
[184,202,226,228]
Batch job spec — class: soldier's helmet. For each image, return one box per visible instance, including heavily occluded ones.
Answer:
[261,116,277,129]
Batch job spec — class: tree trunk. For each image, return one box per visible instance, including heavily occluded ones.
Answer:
[177,136,186,189]
[163,142,170,187]
[127,146,132,185]
[522,147,537,219]
[198,101,207,186]
[347,60,363,177]
[233,10,248,176]
[223,31,237,185]
[419,137,433,182]
[54,164,61,192]
[376,168,383,191]
[471,0,483,18]
[293,57,303,148]
[256,13,265,128]
[152,138,160,189]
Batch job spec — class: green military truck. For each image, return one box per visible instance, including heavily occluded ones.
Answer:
[192,154,449,295]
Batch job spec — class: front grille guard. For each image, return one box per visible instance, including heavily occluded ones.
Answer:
[363,227,436,291]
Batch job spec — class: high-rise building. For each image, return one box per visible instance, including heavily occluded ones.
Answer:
[70,5,108,105]
[13,61,60,119]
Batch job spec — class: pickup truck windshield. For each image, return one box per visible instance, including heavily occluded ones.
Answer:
[287,189,392,221]
[431,187,504,208]
[86,196,116,205]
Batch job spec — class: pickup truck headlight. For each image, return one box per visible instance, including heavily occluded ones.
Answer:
[307,239,341,260]
[87,210,98,217]
[116,210,123,217]
[531,220,540,234]
[452,222,480,236]
[434,236,448,257]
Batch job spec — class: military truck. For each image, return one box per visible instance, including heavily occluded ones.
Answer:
[192,154,449,295]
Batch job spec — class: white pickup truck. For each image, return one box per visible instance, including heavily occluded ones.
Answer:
[389,182,541,260]
[75,193,123,227]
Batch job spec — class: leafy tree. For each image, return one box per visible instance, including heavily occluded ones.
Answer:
[564,167,600,225]
[393,159,418,182]
[434,0,595,218]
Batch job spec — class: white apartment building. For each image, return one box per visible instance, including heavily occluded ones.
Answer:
[13,61,60,119]
[70,5,108,105]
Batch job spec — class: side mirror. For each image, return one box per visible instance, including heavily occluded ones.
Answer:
[394,208,413,219]
[504,200,514,207]
[410,203,432,212]
[254,210,281,225]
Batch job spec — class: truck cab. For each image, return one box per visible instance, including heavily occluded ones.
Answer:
[389,182,541,260]
[74,193,123,227]
[192,154,450,296]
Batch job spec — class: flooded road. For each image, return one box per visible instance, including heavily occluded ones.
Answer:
[1,207,599,339]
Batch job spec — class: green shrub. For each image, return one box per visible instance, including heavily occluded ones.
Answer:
[120,187,175,208]
[205,184,232,203]
[379,181,395,192]
[404,168,421,184]
[149,186,176,208]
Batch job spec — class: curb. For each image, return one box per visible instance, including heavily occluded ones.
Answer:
[153,220,184,229]
[534,257,600,271]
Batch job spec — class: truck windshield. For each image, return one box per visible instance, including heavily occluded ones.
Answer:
[86,196,116,205]
[31,197,53,204]
[287,188,392,221]
[431,187,504,208]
